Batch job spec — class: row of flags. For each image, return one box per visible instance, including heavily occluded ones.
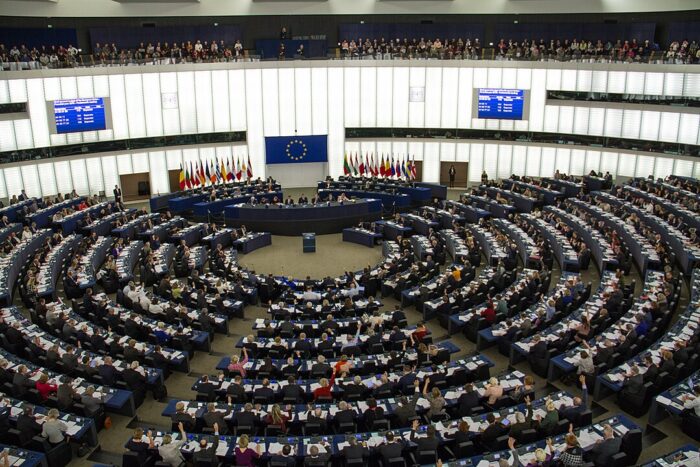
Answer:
[179,155,253,190]
[343,152,418,180]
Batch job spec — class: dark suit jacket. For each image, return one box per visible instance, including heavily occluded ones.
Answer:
[623,374,645,396]
[457,390,481,416]
[378,441,404,462]
[342,444,368,460]
[17,414,42,439]
[98,365,117,386]
[588,437,622,466]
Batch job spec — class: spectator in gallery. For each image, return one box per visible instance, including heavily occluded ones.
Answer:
[278,43,286,59]
[481,170,488,184]
[296,44,305,57]
[280,27,289,40]
[449,164,456,188]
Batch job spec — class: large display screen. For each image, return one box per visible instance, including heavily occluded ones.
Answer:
[477,88,525,120]
[53,98,107,133]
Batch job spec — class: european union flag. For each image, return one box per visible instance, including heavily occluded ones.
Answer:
[265,134,328,164]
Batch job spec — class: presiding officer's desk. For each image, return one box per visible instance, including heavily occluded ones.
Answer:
[224,199,382,235]
[192,191,284,220]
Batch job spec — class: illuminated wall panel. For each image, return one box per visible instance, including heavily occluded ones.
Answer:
[424,67,442,128]
[392,67,409,127]
[124,74,146,138]
[177,71,197,134]
[142,73,164,137]
[360,68,377,128]
[376,67,393,127]
[408,67,426,128]
[278,68,296,135]
[311,68,328,135]
[211,70,231,132]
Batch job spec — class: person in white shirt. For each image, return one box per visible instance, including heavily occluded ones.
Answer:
[682,385,700,416]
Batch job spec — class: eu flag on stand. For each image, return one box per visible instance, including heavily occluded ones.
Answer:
[265,135,328,164]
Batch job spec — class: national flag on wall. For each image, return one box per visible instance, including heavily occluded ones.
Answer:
[390,156,396,177]
[226,159,234,181]
[411,157,417,180]
[370,153,376,176]
[359,154,365,176]
[180,164,187,190]
[403,159,410,178]
[215,159,223,183]
[235,157,242,180]
[221,159,228,182]
[189,161,196,187]
[247,155,253,179]
[205,161,212,184]
[198,161,206,186]
[379,154,385,177]
[395,157,401,178]
[343,153,351,175]
[385,155,391,177]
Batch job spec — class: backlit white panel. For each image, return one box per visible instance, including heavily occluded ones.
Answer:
[546,69,561,91]
[59,77,77,99]
[37,163,57,197]
[516,68,531,90]
[607,71,626,94]
[182,148,199,164]
[0,81,8,103]
[54,161,73,195]
[166,150,183,170]
[695,163,700,180]
[261,69,280,137]
[471,118,486,130]
[561,70,577,92]
[0,121,17,152]
[683,73,700,97]
[76,76,94,98]
[576,70,592,92]
[635,155,655,178]
[101,156,119,192]
[640,111,660,141]
[278,68,296,135]
[20,165,41,198]
[603,108,622,137]
[245,69,265,178]
[131,153,149,173]
[543,105,559,133]
[483,144,498,180]
[525,147,541,177]
[659,112,680,143]
[9,79,27,102]
[500,119,514,132]
[343,67,361,128]
[93,75,109,97]
[360,67,377,127]
[678,114,700,145]
[160,73,180,135]
[497,145,512,179]
[456,143,470,163]
[85,158,104,195]
[511,146,526,175]
[424,67,442,128]
[664,73,684,96]
[644,73,664,95]
[295,68,312,135]
[500,68,516,89]
[591,71,608,93]
[376,68,393,127]
[117,154,133,175]
[377,142,392,162]
[408,67,425,128]
[108,75,129,139]
[473,68,487,89]
[617,153,636,177]
[229,70,247,131]
[570,149,586,175]
[194,71,214,133]
[621,109,642,140]
[487,68,502,88]
[555,148,571,174]
[540,147,555,178]
[142,73,164,137]
[528,69,546,132]
[441,68,458,128]
[558,106,574,134]
[600,152,618,176]
[327,68,344,178]
[4,167,22,198]
[407,141,422,162]
[211,70,231,132]
[654,157,674,180]
[625,72,645,94]
[457,68,473,129]
[392,67,409,127]
[423,142,440,183]
[124,74,146,138]
[585,150,601,174]
[177,71,197,134]
[311,68,328,135]
[149,151,169,195]
[44,78,61,100]
[468,143,483,182]
[440,142,456,162]
[573,107,589,135]
[673,159,693,177]
[13,120,33,150]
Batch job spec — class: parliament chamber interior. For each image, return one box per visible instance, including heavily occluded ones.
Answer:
[0,1,700,466]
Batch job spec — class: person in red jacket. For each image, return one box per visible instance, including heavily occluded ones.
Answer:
[35,373,57,401]
[313,369,336,401]
[480,301,497,324]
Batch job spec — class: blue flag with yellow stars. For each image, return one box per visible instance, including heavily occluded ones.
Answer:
[265,135,328,164]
